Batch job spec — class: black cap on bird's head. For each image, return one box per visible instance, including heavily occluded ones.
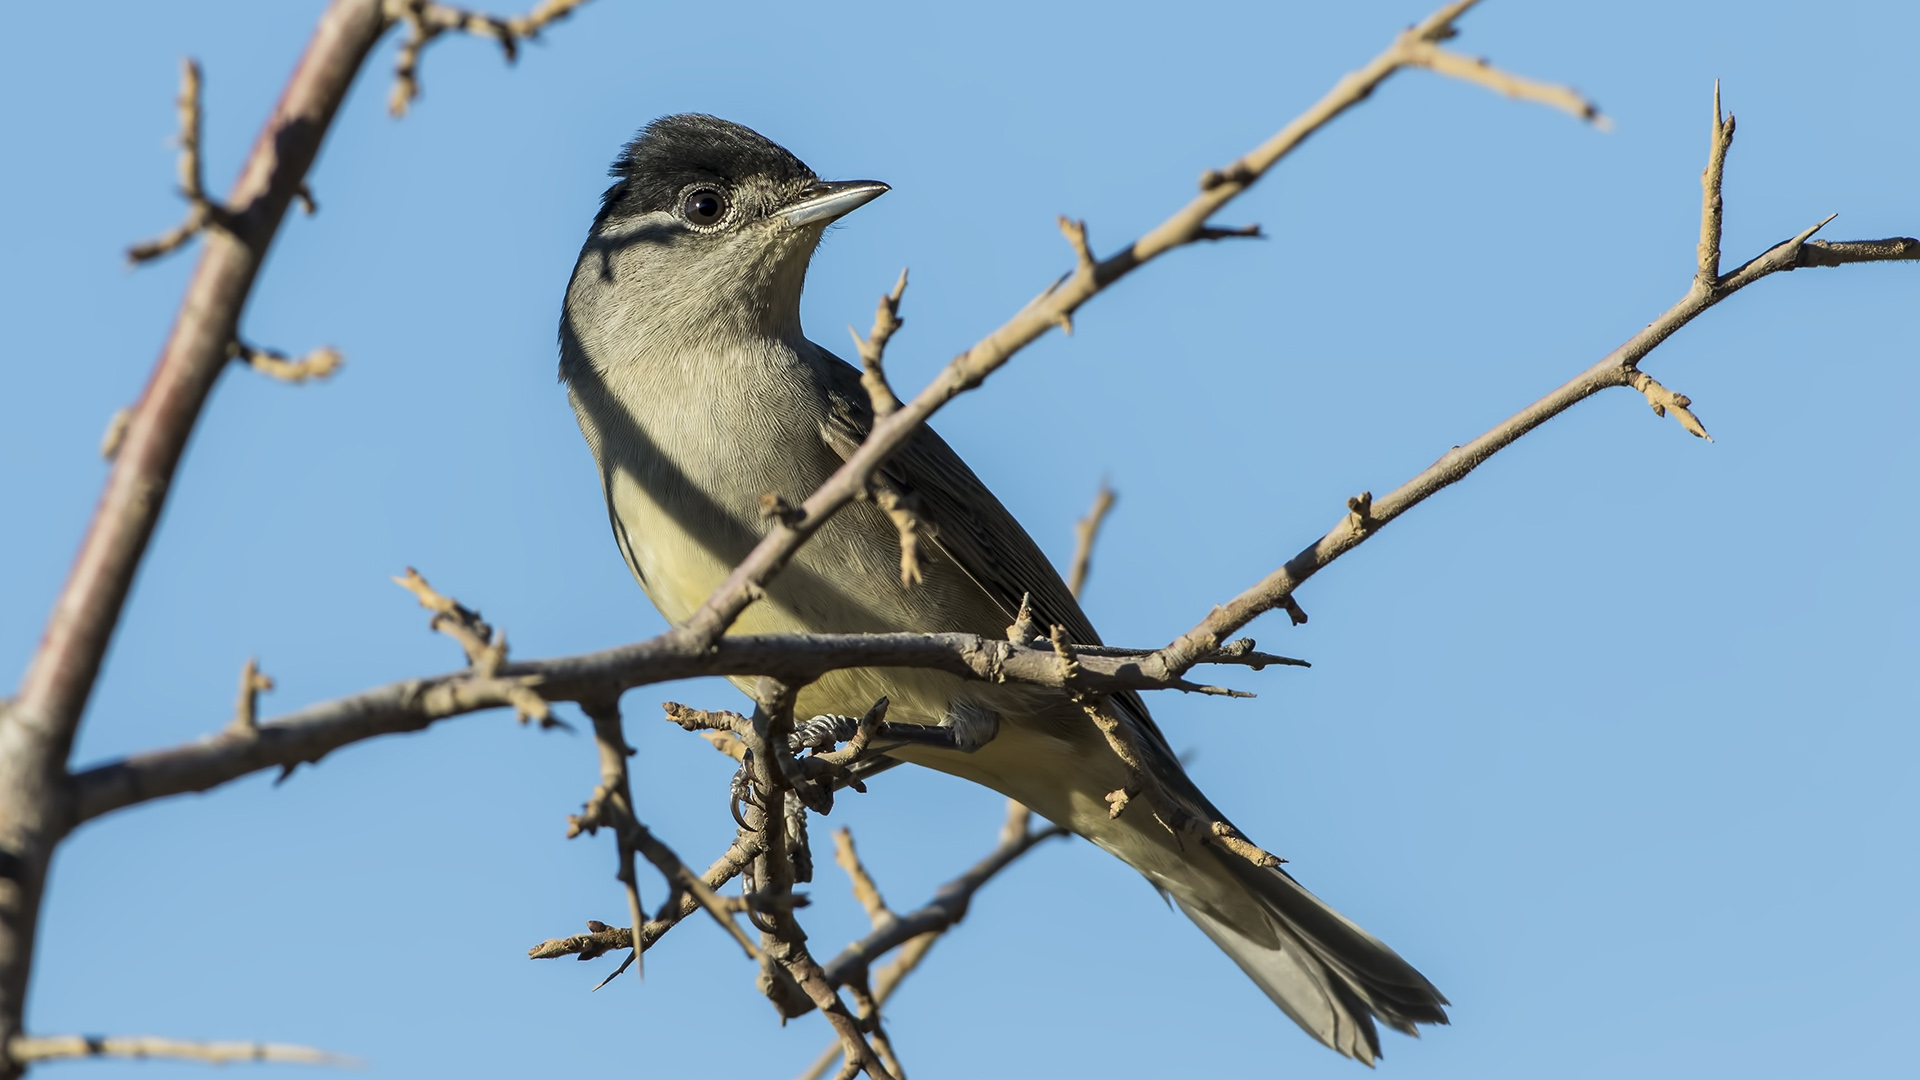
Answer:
[593,114,887,237]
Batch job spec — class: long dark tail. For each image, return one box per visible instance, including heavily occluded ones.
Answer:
[1174,849,1449,1065]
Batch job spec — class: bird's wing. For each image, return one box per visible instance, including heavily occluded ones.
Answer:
[809,346,1192,778]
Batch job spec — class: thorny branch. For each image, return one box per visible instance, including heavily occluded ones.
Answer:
[795,804,1067,1080]
[392,567,556,727]
[11,2,1915,1076]
[796,485,1114,1077]
[664,0,1607,656]
[565,698,761,990]
[1140,81,1918,684]
[734,681,897,1080]
[70,628,1281,826]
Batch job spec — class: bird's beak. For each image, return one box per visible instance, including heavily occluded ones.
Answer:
[781,180,889,228]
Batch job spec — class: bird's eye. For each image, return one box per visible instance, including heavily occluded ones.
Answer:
[682,187,728,227]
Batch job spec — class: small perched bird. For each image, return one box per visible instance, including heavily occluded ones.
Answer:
[558,114,1446,1063]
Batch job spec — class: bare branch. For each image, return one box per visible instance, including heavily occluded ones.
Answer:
[385,0,592,116]
[848,270,908,420]
[126,59,237,264]
[1147,89,1916,683]
[569,698,759,981]
[832,829,891,928]
[818,803,1066,993]
[3,4,396,1065]
[667,0,1602,656]
[797,800,1043,1080]
[8,1034,354,1068]
[1066,482,1116,600]
[392,567,554,726]
[70,627,1287,826]
[735,682,896,1080]
[527,835,763,960]
[1795,237,1920,268]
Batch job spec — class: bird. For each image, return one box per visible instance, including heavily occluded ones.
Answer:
[557,113,1447,1064]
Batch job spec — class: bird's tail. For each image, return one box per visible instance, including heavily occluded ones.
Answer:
[1167,845,1449,1065]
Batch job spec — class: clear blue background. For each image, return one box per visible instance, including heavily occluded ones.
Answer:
[2,2,1913,1077]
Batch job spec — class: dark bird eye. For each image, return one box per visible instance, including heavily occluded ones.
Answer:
[682,187,727,226]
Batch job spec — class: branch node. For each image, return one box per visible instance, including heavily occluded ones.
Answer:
[1279,595,1309,627]
[760,492,806,527]
[1345,490,1375,534]
[225,657,274,736]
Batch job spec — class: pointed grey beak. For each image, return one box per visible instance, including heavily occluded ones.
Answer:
[781,180,889,228]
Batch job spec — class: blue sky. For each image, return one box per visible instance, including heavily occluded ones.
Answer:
[1,1,1914,1077]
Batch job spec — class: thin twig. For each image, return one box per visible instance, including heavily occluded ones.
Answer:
[796,800,1047,1080]
[849,270,908,420]
[385,0,592,115]
[229,341,344,384]
[126,59,237,263]
[1066,482,1116,600]
[391,567,554,725]
[225,658,274,736]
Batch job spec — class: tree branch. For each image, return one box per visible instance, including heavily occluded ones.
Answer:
[0,4,394,1072]
[1146,87,1919,682]
[8,1034,354,1068]
[665,0,1602,655]
[384,0,591,115]
[795,802,1063,1080]
[70,629,1281,826]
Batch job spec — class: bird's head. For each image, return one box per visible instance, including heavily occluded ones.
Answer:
[570,114,887,348]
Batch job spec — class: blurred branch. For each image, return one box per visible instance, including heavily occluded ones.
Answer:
[8,1034,355,1068]
[1,3,396,1072]
[1065,482,1115,600]
[125,59,237,263]
[385,0,591,115]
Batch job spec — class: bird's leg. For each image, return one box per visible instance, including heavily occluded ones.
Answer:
[789,713,862,751]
